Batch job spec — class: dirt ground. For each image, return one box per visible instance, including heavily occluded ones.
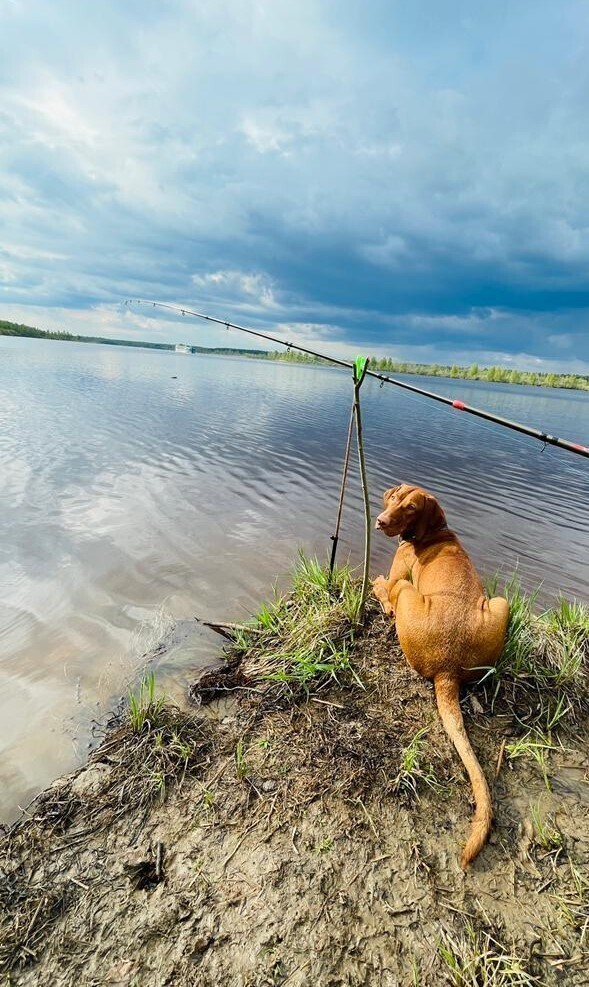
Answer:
[1,604,588,987]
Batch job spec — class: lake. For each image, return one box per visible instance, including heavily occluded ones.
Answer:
[1,335,588,822]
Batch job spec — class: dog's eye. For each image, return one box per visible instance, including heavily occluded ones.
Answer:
[407,503,417,511]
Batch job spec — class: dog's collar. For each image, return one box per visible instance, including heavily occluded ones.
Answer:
[399,522,448,545]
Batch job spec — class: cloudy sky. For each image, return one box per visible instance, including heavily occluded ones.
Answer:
[1,0,589,371]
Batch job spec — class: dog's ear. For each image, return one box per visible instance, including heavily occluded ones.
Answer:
[414,493,446,541]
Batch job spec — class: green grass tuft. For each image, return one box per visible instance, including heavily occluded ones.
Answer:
[392,727,449,802]
[489,576,589,736]
[235,738,249,779]
[438,922,543,986]
[128,670,166,733]
[555,857,589,941]
[530,802,563,855]
[315,836,334,854]
[504,735,556,791]
[232,553,364,694]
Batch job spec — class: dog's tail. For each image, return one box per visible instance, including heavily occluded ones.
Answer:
[434,672,492,870]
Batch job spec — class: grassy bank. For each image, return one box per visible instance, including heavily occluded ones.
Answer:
[1,559,588,986]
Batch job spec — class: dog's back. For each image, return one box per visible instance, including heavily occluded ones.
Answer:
[373,483,510,868]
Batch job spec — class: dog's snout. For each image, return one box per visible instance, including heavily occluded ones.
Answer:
[376,512,389,530]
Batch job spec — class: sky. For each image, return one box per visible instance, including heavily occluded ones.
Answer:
[1,0,589,372]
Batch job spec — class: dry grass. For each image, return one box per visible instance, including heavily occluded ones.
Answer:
[556,858,589,947]
[438,922,544,986]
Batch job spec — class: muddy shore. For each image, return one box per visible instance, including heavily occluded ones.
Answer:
[1,566,588,986]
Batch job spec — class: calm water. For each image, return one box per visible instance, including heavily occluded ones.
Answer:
[1,336,588,821]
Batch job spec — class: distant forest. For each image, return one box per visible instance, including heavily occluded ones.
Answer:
[0,320,266,357]
[265,350,589,391]
[2,319,587,390]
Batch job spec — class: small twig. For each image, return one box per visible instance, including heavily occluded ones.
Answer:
[282,959,312,985]
[539,953,583,967]
[155,841,164,881]
[69,876,90,891]
[495,737,506,778]
[329,402,355,577]
[345,797,380,839]
[438,899,477,918]
[195,617,263,640]
[24,896,46,940]
[220,822,258,872]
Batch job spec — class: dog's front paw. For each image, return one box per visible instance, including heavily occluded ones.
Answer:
[372,576,392,612]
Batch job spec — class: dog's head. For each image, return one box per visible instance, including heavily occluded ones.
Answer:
[375,483,446,541]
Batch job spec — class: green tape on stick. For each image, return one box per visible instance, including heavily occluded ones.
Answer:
[353,355,369,386]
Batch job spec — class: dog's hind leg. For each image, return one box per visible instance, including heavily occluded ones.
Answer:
[471,595,510,670]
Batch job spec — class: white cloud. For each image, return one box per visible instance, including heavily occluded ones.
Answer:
[548,333,573,350]
[192,270,278,309]
[0,1,588,369]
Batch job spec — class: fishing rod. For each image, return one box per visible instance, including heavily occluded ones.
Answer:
[126,299,589,459]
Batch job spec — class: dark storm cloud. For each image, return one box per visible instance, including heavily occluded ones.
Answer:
[1,0,588,371]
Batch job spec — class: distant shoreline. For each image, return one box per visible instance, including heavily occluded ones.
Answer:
[2,319,588,391]
[0,320,265,358]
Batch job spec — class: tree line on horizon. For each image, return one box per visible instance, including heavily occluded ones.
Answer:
[0,320,173,350]
[0,320,265,357]
[266,349,589,391]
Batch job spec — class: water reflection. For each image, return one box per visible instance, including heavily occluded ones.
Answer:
[0,336,587,821]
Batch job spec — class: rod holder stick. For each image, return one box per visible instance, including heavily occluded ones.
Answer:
[352,357,371,623]
[329,402,356,578]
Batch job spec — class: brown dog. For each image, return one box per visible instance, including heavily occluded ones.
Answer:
[372,483,509,869]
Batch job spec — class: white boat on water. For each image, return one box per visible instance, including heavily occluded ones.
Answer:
[175,343,192,354]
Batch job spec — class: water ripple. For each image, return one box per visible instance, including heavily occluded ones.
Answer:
[0,337,588,822]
